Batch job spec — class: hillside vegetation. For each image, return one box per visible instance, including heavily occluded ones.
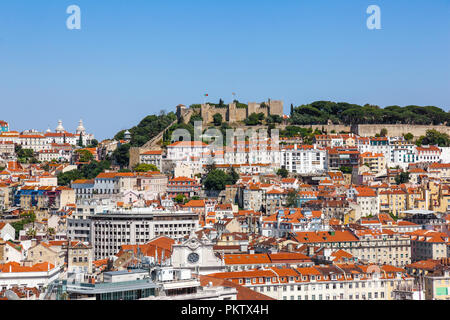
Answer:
[290,101,450,126]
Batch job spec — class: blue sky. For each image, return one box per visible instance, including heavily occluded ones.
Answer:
[0,0,449,140]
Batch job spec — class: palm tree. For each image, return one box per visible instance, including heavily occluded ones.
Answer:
[47,227,56,239]
[26,228,37,238]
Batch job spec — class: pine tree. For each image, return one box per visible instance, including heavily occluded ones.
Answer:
[78,132,84,147]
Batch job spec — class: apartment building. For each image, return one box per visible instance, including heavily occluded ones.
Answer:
[66,241,93,274]
[416,146,441,163]
[208,263,414,300]
[327,147,359,170]
[139,150,163,170]
[409,229,449,262]
[90,210,199,260]
[352,186,379,218]
[167,141,209,161]
[292,228,411,267]
[223,252,314,272]
[167,176,201,199]
[280,145,327,174]
[406,258,450,300]
[379,189,408,218]
[0,262,61,291]
[360,152,386,175]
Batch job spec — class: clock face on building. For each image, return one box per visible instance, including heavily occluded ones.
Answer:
[187,252,199,264]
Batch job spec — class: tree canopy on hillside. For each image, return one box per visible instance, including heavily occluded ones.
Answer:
[57,160,111,186]
[114,112,177,147]
[290,101,450,126]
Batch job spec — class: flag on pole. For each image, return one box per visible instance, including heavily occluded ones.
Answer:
[204,93,208,97]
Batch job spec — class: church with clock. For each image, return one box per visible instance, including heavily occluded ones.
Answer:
[171,233,225,275]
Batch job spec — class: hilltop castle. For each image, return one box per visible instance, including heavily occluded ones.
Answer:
[176,100,284,126]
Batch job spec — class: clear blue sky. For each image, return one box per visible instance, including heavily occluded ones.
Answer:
[0,0,449,140]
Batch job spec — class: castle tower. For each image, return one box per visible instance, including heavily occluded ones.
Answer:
[176,104,187,121]
[124,130,131,142]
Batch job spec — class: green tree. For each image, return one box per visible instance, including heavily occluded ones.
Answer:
[189,113,203,126]
[76,149,94,162]
[213,113,223,126]
[286,190,298,208]
[78,132,84,147]
[416,129,450,147]
[204,169,236,191]
[15,145,37,164]
[47,227,56,239]
[174,194,187,204]
[403,133,414,142]
[277,168,289,178]
[114,112,177,147]
[289,100,449,126]
[380,128,388,137]
[244,113,265,125]
[112,144,131,168]
[11,212,36,238]
[133,163,159,172]
[339,166,353,174]
[57,160,111,186]
[88,139,99,148]
[395,172,410,185]
[26,228,37,238]
[228,167,240,185]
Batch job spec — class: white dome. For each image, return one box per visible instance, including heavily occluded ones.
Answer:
[55,120,65,133]
[76,119,86,134]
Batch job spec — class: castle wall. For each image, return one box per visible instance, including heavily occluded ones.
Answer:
[228,103,237,123]
[201,104,227,126]
[235,108,247,123]
[128,147,141,169]
[247,102,259,116]
[198,100,284,125]
[268,100,283,117]
[353,124,450,137]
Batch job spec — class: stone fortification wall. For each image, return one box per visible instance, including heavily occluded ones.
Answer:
[353,124,450,137]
